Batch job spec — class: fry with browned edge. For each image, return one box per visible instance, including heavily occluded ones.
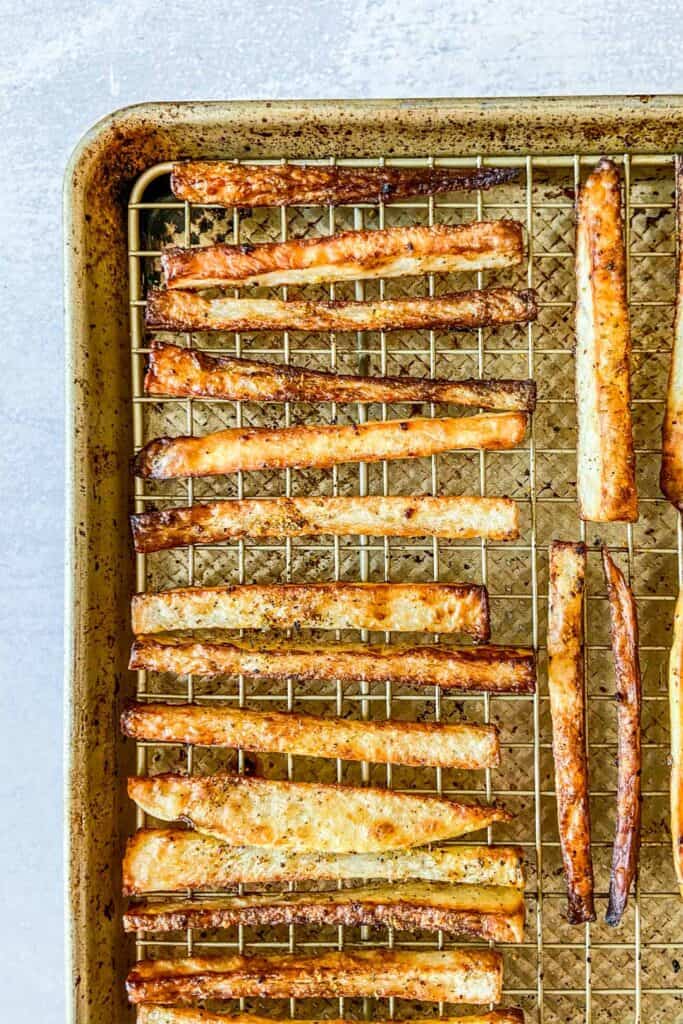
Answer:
[121,703,500,769]
[161,221,524,290]
[575,158,637,522]
[126,948,503,1005]
[547,541,595,923]
[602,549,642,926]
[130,635,535,693]
[145,287,537,334]
[143,340,537,409]
[131,495,520,553]
[131,582,490,640]
[136,1010,525,1024]
[122,829,526,895]
[123,880,524,942]
[669,589,683,899]
[128,773,510,852]
[170,160,519,206]
[133,412,528,479]
[661,156,683,507]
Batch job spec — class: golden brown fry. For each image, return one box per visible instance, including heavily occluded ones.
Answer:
[121,703,500,770]
[143,339,537,409]
[133,412,528,479]
[170,160,519,206]
[126,947,503,1005]
[669,589,683,899]
[122,829,526,895]
[575,158,637,522]
[123,880,524,942]
[145,287,537,334]
[127,773,511,852]
[161,221,524,290]
[131,494,520,553]
[137,1010,525,1024]
[547,541,595,924]
[130,635,536,693]
[661,156,683,507]
[602,549,642,926]
[131,582,491,640]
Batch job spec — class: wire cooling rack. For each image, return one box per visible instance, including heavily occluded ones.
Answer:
[127,153,682,1024]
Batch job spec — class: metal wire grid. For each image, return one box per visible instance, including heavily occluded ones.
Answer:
[127,153,681,1024]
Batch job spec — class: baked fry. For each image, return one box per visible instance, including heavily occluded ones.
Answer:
[145,287,537,334]
[126,947,503,1005]
[161,221,524,290]
[131,582,491,640]
[547,541,595,923]
[575,158,637,522]
[130,636,536,693]
[121,703,500,770]
[170,160,519,206]
[137,1010,525,1024]
[669,589,683,898]
[123,880,524,942]
[133,412,528,479]
[661,155,683,507]
[127,773,511,851]
[602,549,642,926]
[122,829,526,895]
[143,340,537,409]
[131,494,520,553]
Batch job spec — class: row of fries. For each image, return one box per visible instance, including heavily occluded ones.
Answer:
[127,161,534,1019]
[125,154,683,1020]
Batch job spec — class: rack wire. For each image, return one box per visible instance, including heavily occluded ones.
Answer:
[127,152,681,1024]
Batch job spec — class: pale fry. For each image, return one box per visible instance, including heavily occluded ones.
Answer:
[547,541,595,923]
[145,288,537,333]
[130,636,536,693]
[123,880,525,942]
[137,1009,525,1024]
[131,494,520,553]
[575,158,637,522]
[131,582,491,640]
[126,948,503,1005]
[121,703,500,770]
[133,412,528,479]
[161,221,524,290]
[669,589,683,898]
[127,773,511,852]
[122,829,526,895]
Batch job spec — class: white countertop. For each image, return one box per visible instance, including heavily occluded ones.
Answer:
[2,0,681,1018]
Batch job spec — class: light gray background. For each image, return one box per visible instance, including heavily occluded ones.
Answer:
[1,0,682,1018]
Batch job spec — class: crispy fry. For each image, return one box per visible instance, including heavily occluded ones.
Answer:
[161,221,524,290]
[131,582,491,640]
[602,549,642,926]
[127,773,510,852]
[575,158,637,522]
[143,340,537,409]
[137,1010,525,1024]
[126,947,503,1005]
[661,156,683,507]
[130,636,536,693]
[170,160,519,206]
[122,829,526,895]
[145,287,537,334]
[121,703,500,770]
[547,541,595,924]
[131,494,520,553]
[133,412,528,479]
[123,880,524,942]
[669,589,683,898]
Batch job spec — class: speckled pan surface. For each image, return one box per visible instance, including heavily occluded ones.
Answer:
[65,98,683,1024]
